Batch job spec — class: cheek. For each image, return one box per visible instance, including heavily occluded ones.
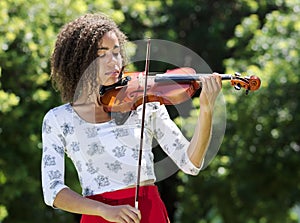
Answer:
[116,55,123,67]
[97,60,105,72]
[96,60,105,83]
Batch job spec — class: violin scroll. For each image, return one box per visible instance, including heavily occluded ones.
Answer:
[230,72,261,95]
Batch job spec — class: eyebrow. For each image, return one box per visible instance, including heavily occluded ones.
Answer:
[97,45,120,50]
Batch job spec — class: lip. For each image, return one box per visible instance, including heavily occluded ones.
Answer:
[105,70,120,76]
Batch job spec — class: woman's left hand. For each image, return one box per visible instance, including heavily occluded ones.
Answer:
[199,73,222,111]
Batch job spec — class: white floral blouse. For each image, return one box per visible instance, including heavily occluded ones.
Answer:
[41,102,201,207]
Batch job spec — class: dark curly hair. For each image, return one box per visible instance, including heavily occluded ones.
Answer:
[50,13,127,103]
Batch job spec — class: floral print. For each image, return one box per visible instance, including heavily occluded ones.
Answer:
[41,102,200,207]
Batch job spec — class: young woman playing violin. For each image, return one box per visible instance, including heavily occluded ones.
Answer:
[41,13,222,223]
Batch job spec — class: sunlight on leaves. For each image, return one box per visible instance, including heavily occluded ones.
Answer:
[0,205,8,222]
[0,171,7,185]
[32,89,51,103]
[0,90,20,113]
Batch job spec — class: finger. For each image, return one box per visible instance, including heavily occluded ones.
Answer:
[214,77,222,90]
[122,206,141,223]
[119,214,132,223]
[212,77,221,92]
[123,211,139,223]
[204,76,215,93]
[199,76,208,91]
[132,208,141,221]
[212,72,222,89]
[129,207,141,222]
[124,205,140,217]
[206,75,220,93]
[116,215,127,223]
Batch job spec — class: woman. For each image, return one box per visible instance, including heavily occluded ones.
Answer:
[41,13,221,223]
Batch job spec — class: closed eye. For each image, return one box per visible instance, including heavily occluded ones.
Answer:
[97,45,120,58]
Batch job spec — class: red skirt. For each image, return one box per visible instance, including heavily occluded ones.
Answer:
[80,185,170,223]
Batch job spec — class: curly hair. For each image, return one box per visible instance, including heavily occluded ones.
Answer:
[50,13,127,103]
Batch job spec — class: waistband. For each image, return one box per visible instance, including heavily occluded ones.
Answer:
[86,185,159,203]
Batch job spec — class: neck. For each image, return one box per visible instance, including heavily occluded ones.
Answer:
[72,97,112,124]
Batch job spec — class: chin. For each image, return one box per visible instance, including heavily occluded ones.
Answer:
[102,78,118,86]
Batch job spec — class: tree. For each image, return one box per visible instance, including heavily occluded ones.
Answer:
[0,0,123,222]
[175,0,300,222]
[2,0,299,222]
[0,0,170,222]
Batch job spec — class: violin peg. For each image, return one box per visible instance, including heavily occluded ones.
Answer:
[234,83,241,91]
[121,76,131,85]
[234,72,241,77]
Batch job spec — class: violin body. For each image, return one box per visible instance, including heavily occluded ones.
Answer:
[100,67,200,112]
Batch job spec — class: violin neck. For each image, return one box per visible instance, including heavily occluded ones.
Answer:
[154,74,232,83]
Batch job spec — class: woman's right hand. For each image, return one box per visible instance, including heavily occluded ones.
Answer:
[101,204,141,223]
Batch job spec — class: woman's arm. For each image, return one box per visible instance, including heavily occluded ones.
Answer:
[53,188,141,223]
[187,74,222,167]
[42,110,140,223]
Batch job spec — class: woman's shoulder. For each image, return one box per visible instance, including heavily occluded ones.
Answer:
[43,103,73,122]
[51,103,73,113]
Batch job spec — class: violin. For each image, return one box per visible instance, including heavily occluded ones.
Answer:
[99,66,261,113]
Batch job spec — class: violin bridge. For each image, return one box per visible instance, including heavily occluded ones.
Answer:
[138,72,145,88]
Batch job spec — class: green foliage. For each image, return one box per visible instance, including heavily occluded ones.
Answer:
[0,0,88,222]
[0,1,168,222]
[1,0,299,222]
[175,0,300,223]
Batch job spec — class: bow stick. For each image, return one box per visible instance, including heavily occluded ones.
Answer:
[135,38,151,209]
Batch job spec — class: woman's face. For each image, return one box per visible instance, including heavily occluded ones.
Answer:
[97,31,123,86]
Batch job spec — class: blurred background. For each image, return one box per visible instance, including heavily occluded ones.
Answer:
[0,0,300,222]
